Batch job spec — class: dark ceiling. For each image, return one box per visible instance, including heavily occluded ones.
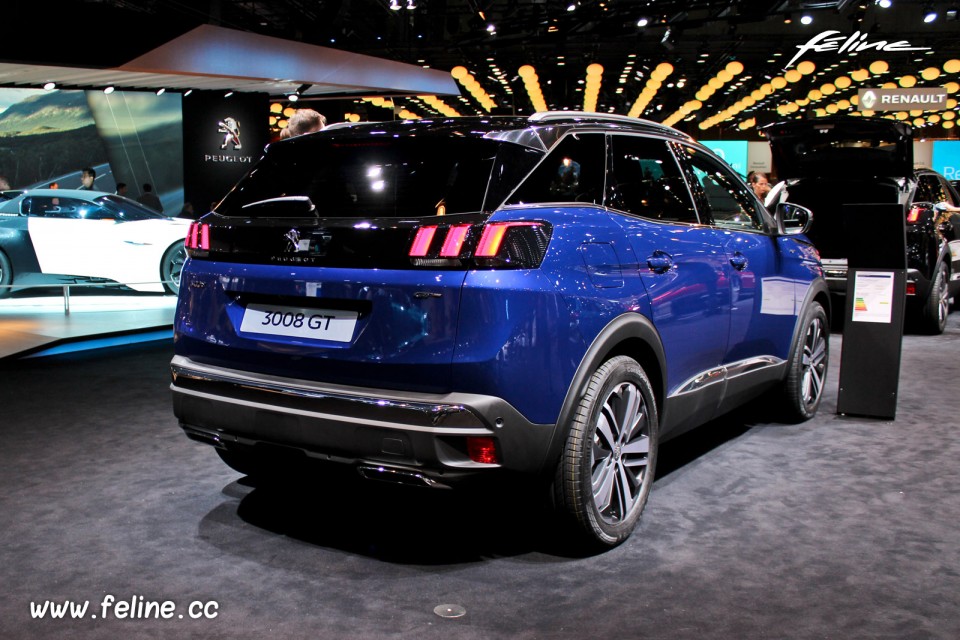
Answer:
[4,0,960,136]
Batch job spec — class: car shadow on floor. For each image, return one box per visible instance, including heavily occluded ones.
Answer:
[211,405,778,564]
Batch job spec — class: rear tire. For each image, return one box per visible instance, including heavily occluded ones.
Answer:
[553,355,659,549]
[781,301,829,422]
[0,250,11,299]
[920,262,948,335]
[161,242,186,295]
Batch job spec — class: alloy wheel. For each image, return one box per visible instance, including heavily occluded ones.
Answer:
[590,381,652,525]
[801,315,827,407]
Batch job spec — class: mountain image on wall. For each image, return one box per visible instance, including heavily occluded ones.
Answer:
[0,91,95,137]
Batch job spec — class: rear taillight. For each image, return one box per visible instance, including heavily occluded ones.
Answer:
[185,222,211,257]
[907,206,923,224]
[906,281,916,295]
[407,220,551,269]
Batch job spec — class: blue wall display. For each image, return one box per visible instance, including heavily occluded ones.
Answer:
[932,140,960,182]
[700,140,749,177]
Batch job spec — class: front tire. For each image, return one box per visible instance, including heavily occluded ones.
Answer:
[0,250,12,299]
[161,242,186,295]
[920,262,948,335]
[553,356,659,549]
[781,301,829,422]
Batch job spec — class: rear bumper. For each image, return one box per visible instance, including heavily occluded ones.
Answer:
[170,356,556,483]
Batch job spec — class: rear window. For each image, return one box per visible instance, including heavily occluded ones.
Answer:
[217,136,541,219]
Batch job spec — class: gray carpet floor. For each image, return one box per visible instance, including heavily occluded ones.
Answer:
[1,316,959,640]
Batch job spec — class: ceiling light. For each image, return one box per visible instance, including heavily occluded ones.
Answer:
[487,23,496,33]
[43,82,56,91]
[876,0,892,7]
[389,0,400,8]
[224,91,234,98]
[783,13,792,24]
[567,3,576,11]
[288,93,299,102]
[800,14,813,24]
[184,89,193,96]
[103,86,115,94]
[406,0,416,9]
[637,17,649,27]
[156,88,165,96]
[923,5,937,21]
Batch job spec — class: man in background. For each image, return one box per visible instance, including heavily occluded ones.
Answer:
[138,183,163,213]
[280,109,326,139]
[78,167,96,190]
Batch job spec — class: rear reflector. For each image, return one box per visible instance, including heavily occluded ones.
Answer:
[466,436,500,465]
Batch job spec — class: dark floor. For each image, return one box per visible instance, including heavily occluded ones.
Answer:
[2,317,960,640]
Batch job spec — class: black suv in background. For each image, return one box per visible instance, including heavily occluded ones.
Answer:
[763,116,960,334]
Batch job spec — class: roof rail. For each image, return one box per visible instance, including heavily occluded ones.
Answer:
[528,111,688,138]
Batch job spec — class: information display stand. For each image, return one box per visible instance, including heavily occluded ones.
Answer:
[835,203,907,420]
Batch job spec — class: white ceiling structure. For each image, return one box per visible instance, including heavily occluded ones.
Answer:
[0,24,460,100]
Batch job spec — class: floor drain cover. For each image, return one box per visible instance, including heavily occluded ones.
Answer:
[434,604,466,618]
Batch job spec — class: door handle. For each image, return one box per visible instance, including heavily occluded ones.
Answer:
[729,252,748,271]
[646,251,673,274]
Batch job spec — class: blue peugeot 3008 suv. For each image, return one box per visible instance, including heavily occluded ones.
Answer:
[171,112,829,549]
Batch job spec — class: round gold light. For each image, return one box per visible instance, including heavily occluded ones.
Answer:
[709,77,724,89]
[771,77,788,90]
[717,70,734,83]
[944,121,955,129]
[899,75,917,88]
[850,69,870,82]
[826,104,838,114]
[882,82,897,89]
[586,63,604,76]
[785,69,802,83]
[838,99,851,110]
[914,117,926,127]
[869,60,889,74]
[808,89,823,101]
[944,59,960,74]
[928,114,941,123]
[270,102,283,114]
[451,66,469,79]
[835,76,852,89]
[895,111,908,120]
[797,61,816,75]
[821,83,836,95]
[726,61,744,75]
[518,65,536,78]
[945,82,960,93]
[921,67,941,81]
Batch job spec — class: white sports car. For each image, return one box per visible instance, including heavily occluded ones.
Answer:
[0,189,189,297]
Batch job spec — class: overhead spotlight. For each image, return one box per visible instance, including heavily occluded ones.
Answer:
[224,90,234,98]
[184,89,193,96]
[783,13,792,24]
[800,14,813,24]
[567,3,576,11]
[876,0,892,7]
[637,17,649,27]
[389,0,400,9]
[923,5,937,21]
[43,82,56,90]
[103,86,115,94]
[156,88,165,96]
[288,93,300,102]
[406,0,416,9]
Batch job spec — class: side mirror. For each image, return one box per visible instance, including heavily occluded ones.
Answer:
[775,201,813,235]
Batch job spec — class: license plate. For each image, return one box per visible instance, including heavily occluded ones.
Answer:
[239,303,358,342]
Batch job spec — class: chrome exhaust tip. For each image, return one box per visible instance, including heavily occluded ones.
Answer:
[357,465,449,489]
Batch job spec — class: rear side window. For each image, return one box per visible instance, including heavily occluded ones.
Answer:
[217,137,523,218]
[507,133,606,206]
[608,135,698,223]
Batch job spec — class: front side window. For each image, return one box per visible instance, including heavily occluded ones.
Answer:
[608,135,698,223]
[915,174,950,205]
[679,145,766,231]
[507,133,606,206]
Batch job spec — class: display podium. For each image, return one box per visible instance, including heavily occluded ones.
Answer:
[835,203,907,420]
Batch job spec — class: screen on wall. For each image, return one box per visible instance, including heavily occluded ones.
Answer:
[700,140,749,177]
[0,88,184,213]
[932,141,960,182]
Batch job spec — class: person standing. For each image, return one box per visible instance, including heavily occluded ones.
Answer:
[138,183,163,213]
[0,175,11,190]
[280,108,326,139]
[115,182,129,197]
[747,171,771,201]
[78,167,96,190]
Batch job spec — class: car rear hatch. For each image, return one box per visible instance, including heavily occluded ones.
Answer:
[763,116,913,180]
[175,126,546,394]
